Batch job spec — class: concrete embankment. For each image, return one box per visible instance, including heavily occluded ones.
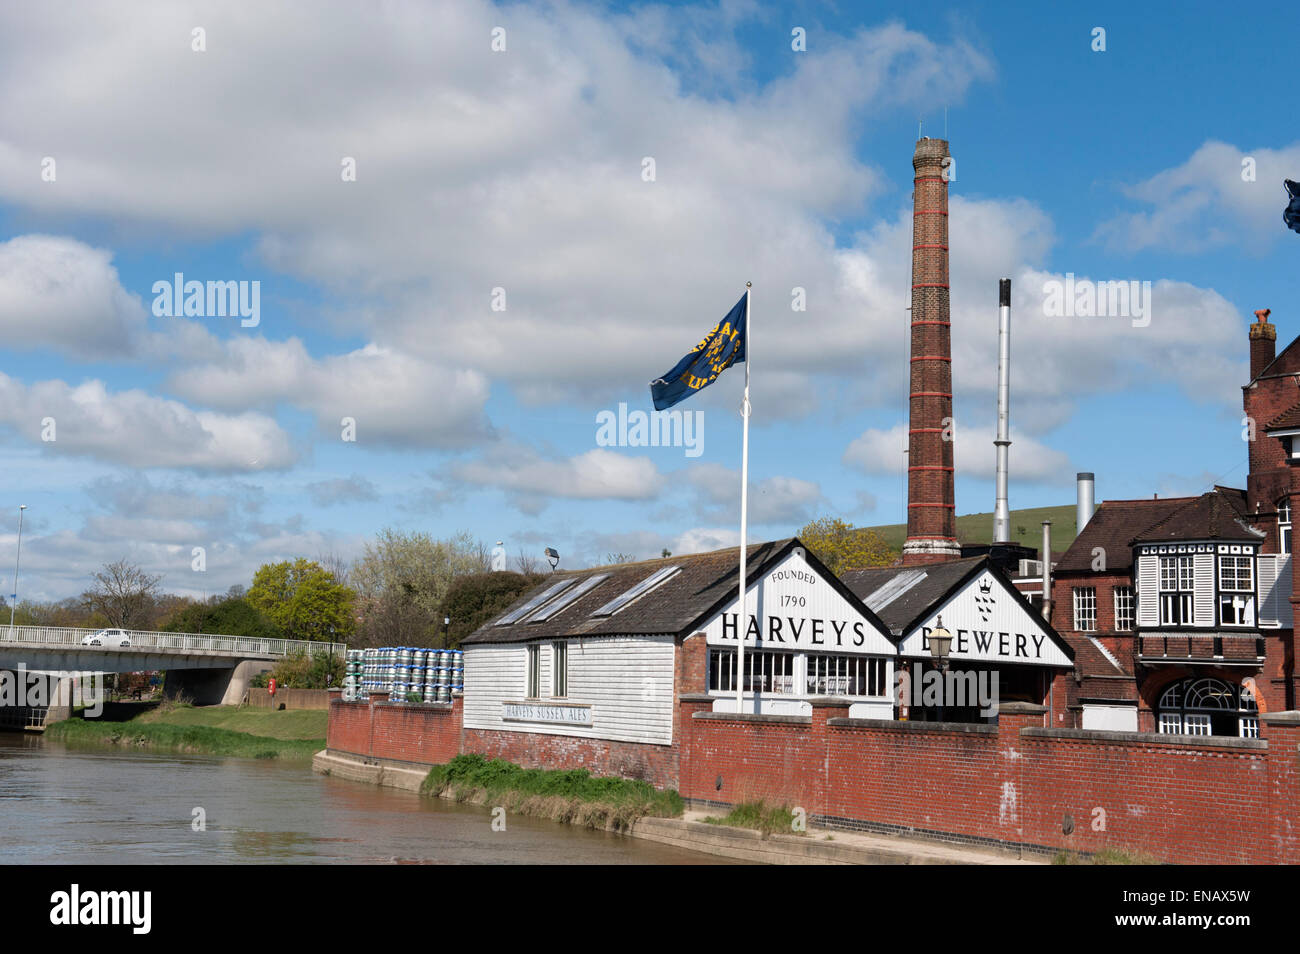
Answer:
[312,749,1038,865]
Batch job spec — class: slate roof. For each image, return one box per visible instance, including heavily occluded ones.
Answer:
[840,556,986,636]
[1130,486,1261,544]
[462,537,887,646]
[1053,496,1195,574]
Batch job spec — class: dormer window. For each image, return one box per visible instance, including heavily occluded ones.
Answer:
[1218,555,1255,627]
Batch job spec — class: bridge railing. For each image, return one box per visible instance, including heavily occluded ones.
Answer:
[0,625,346,659]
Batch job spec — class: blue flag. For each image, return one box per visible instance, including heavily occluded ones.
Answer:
[1285,180,1300,234]
[649,292,747,411]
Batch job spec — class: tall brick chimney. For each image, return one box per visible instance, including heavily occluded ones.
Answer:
[1251,308,1276,381]
[902,137,961,566]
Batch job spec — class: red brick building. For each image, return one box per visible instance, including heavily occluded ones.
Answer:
[1049,310,1299,734]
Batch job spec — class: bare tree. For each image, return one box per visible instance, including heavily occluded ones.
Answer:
[82,559,163,629]
[514,549,541,574]
[317,549,351,587]
[604,552,637,565]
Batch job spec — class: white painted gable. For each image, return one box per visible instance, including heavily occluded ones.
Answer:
[700,548,894,656]
[898,567,1072,667]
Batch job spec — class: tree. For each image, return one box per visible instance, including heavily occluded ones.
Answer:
[81,559,163,629]
[514,549,541,574]
[162,596,283,639]
[438,571,545,648]
[797,517,897,575]
[351,529,485,647]
[247,559,355,642]
[604,552,637,565]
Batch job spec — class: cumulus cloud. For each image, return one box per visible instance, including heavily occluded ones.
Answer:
[0,234,146,358]
[452,445,665,515]
[0,372,295,470]
[686,461,824,526]
[843,421,1071,483]
[1094,140,1300,254]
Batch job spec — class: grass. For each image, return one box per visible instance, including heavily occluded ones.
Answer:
[43,701,325,761]
[702,800,804,837]
[421,753,684,831]
[862,503,1077,556]
[1052,847,1162,865]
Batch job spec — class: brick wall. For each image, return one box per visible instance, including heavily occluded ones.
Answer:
[460,727,678,790]
[247,687,330,710]
[680,699,1300,863]
[326,691,463,766]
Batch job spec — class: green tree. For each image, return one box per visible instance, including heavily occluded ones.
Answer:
[247,559,355,642]
[797,517,897,575]
[351,528,488,647]
[438,571,544,648]
[163,596,283,639]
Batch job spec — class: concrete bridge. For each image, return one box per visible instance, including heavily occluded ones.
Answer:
[0,625,346,728]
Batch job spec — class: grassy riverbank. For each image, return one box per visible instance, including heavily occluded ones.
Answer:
[45,702,326,761]
[421,754,684,830]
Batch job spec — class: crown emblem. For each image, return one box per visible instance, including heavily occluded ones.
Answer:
[978,579,992,594]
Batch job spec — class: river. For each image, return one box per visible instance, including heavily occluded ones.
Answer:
[0,734,726,864]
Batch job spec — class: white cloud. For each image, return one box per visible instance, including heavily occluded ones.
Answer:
[672,527,741,555]
[452,445,665,514]
[843,421,1070,483]
[0,373,295,471]
[686,461,823,526]
[1094,140,1300,254]
[0,234,146,358]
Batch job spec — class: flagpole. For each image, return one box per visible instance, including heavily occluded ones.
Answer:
[736,282,751,713]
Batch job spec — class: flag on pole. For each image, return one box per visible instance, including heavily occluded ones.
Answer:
[1285,179,1300,234]
[649,293,747,410]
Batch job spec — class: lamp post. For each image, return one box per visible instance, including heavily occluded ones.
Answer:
[9,505,27,632]
[443,614,450,649]
[928,614,952,722]
[545,547,559,572]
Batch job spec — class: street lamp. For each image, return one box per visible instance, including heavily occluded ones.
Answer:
[545,547,559,572]
[928,614,952,722]
[443,615,450,649]
[9,505,27,632]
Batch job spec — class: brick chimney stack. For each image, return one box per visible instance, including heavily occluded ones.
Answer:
[1251,308,1276,381]
[902,137,961,566]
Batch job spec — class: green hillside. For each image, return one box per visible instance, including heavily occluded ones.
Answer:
[862,504,1077,556]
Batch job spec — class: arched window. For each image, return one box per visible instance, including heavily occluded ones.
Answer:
[1157,677,1258,738]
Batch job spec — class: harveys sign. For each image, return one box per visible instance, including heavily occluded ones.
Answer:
[898,569,1072,667]
[702,549,894,656]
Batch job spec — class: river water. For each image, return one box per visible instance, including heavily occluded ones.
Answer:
[0,734,725,864]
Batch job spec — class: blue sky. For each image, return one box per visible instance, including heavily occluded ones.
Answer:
[1,0,1297,600]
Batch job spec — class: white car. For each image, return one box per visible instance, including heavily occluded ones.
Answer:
[82,628,131,648]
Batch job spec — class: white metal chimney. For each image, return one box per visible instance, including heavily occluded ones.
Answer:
[1041,520,1052,620]
[992,278,1012,543]
[1076,472,1096,537]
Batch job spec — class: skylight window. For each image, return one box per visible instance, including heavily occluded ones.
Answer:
[495,578,577,626]
[590,566,680,618]
[526,574,609,623]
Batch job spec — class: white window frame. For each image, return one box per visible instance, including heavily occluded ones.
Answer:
[1217,555,1256,628]
[1158,555,1194,626]
[551,641,567,698]
[1073,586,1097,632]
[1279,499,1292,556]
[1113,586,1135,632]
[526,644,540,699]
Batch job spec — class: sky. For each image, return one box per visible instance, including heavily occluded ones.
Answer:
[1,0,1297,602]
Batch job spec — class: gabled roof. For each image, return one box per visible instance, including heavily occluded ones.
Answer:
[841,556,985,636]
[462,537,888,646]
[1054,496,1194,573]
[1130,486,1262,545]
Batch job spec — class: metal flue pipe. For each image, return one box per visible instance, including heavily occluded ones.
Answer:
[993,279,1012,544]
